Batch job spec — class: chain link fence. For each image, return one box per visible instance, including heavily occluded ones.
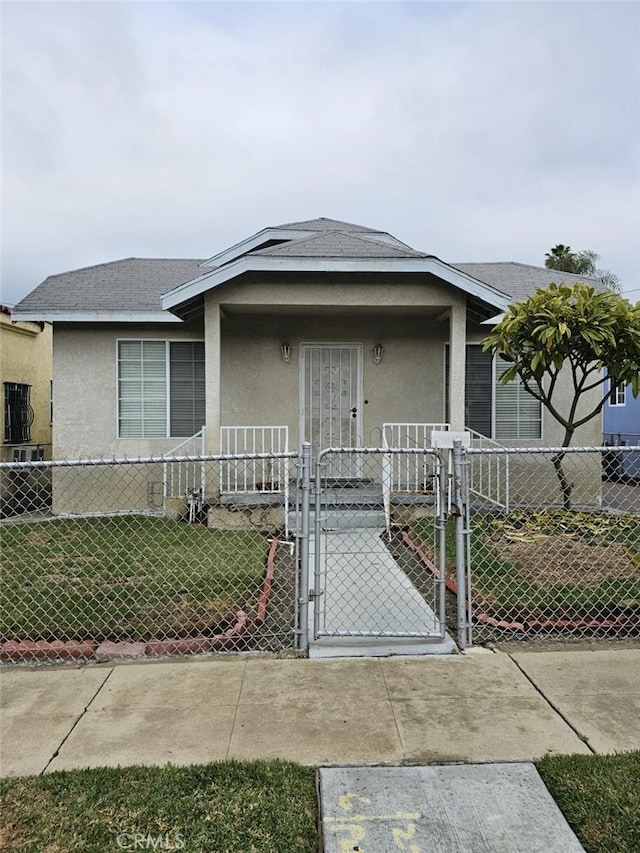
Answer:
[464,445,640,643]
[2,443,638,662]
[0,453,299,662]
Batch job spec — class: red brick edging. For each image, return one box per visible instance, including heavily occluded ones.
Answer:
[1,540,279,662]
[401,529,639,634]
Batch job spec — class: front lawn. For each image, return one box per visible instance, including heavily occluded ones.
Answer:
[411,511,639,623]
[0,760,318,853]
[1,516,268,641]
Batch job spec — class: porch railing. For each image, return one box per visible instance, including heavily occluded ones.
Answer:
[466,428,510,512]
[163,428,206,499]
[381,423,450,534]
[219,426,289,494]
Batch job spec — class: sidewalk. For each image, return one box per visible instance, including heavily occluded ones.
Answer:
[2,648,638,777]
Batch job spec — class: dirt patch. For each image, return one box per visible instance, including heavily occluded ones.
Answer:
[488,533,639,585]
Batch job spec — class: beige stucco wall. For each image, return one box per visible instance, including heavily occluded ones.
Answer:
[219,313,451,445]
[204,272,468,451]
[0,311,52,459]
[52,321,204,460]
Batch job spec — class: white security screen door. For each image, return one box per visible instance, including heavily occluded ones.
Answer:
[300,344,362,459]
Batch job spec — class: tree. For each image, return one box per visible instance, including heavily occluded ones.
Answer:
[544,244,621,292]
[483,282,640,508]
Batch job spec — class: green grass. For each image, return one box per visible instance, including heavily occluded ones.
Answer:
[537,751,640,853]
[411,511,639,621]
[1,754,638,853]
[0,760,319,853]
[0,516,268,641]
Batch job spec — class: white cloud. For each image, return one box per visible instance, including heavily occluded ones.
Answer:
[2,0,638,303]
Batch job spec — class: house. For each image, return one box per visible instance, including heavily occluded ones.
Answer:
[604,377,640,446]
[603,376,640,483]
[12,217,604,513]
[0,306,53,515]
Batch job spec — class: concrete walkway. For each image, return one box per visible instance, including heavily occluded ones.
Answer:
[1,648,638,777]
[309,528,456,658]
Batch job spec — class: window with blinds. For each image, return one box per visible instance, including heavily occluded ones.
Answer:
[118,341,205,438]
[445,345,542,440]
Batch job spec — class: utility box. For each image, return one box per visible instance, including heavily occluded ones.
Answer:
[431,430,471,449]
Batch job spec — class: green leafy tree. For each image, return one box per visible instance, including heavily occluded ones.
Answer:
[544,244,621,292]
[483,282,640,508]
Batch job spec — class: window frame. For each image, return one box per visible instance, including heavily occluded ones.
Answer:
[116,338,205,439]
[609,381,626,407]
[4,382,33,444]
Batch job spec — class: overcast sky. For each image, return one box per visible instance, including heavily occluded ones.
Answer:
[2,0,639,307]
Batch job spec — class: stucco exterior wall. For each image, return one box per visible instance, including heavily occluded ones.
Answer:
[0,311,52,459]
[52,321,204,460]
[219,313,451,447]
[204,273,467,451]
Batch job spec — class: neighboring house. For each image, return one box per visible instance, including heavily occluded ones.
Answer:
[602,376,640,483]
[0,306,52,461]
[0,306,53,515]
[603,377,640,446]
[12,217,604,512]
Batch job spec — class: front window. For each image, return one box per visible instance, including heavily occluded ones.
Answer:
[446,345,542,440]
[118,341,205,438]
[4,382,33,444]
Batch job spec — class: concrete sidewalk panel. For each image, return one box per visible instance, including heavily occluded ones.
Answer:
[228,700,403,766]
[1,713,80,777]
[380,653,535,701]
[0,667,110,715]
[90,659,246,710]
[1,666,112,777]
[46,705,237,772]
[239,658,387,704]
[512,650,640,753]
[393,696,591,763]
[319,764,585,853]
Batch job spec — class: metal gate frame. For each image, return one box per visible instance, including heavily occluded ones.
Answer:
[300,445,450,645]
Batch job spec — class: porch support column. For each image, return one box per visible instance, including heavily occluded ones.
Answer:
[448,301,466,431]
[205,300,221,454]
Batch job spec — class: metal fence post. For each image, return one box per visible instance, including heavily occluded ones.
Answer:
[452,439,469,649]
[297,441,312,652]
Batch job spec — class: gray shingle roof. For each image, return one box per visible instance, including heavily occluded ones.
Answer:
[14,258,205,314]
[271,217,379,232]
[453,262,603,302]
[252,230,428,259]
[13,219,607,319]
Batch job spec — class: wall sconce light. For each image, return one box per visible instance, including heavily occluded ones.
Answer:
[281,341,291,362]
[373,343,384,364]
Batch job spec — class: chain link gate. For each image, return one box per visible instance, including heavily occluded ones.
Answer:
[299,445,452,654]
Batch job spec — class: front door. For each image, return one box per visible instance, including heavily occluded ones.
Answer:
[300,344,362,463]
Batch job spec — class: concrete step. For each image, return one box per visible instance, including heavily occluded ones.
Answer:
[289,509,387,530]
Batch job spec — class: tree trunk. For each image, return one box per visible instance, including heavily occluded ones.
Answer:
[552,430,574,510]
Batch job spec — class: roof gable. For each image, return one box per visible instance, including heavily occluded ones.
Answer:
[251,229,428,259]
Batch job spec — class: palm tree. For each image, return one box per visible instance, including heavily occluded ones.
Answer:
[544,245,621,292]
[545,244,576,271]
